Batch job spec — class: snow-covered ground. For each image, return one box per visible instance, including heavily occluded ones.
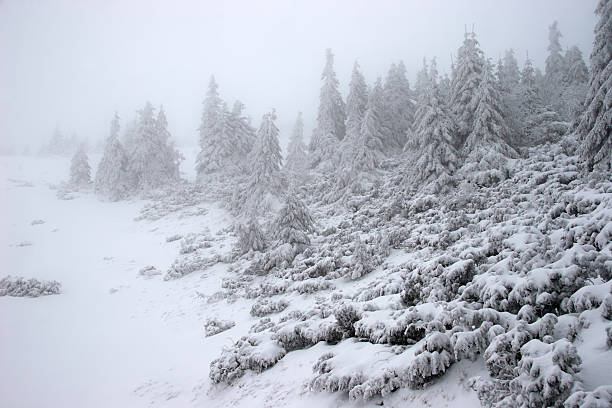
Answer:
[0,153,486,407]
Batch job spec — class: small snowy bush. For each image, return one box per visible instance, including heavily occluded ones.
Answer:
[0,276,61,297]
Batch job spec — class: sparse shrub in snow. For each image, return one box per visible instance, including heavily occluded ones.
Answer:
[165,234,182,242]
[235,218,266,255]
[209,333,286,384]
[250,298,289,317]
[250,317,275,333]
[292,278,335,294]
[334,304,362,338]
[406,331,455,388]
[0,276,61,297]
[138,265,161,277]
[565,385,612,408]
[349,236,375,279]
[30,219,45,226]
[204,318,235,337]
[164,253,219,280]
[179,233,213,254]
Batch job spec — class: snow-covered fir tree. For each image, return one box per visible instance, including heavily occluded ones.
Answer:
[562,46,589,123]
[95,112,129,201]
[347,78,386,174]
[339,61,368,168]
[309,49,346,170]
[284,112,309,182]
[273,191,314,247]
[576,0,612,170]
[450,31,486,144]
[463,62,518,165]
[497,49,523,145]
[196,76,227,179]
[246,110,283,207]
[403,59,459,186]
[69,144,91,189]
[125,102,181,193]
[382,60,414,150]
[544,21,566,99]
[227,100,257,170]
[236,218,267,254]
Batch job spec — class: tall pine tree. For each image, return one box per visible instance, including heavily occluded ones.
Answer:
[309,49,346,170]
[382,60,414,150]
[404,59,459,185]
[284,111,309,181]
[247,110,283,202]
[95,112,129,200]
[577,0,612,170]
[450,31,486,144]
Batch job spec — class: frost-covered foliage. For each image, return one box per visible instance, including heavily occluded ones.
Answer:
[95,113,129,201]
[284,112,309,183]
[244,110,283,211]
[272,192,314,247]
[565,386,612,408]
[196,77,255,180]
[204,318,235,337]
[125,102,182,193]
[69,144,91,189]
[382,60,414,151]
[250,298,289,317]
[403,59,459,186]
[576,0,612,171]
[451,31,486,143]
[0,276,61,297]
[309,49,346,171]
[235,218,266,255]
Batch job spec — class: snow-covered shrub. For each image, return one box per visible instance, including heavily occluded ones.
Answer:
[274,317,342,350]
[204,318,235,337]
[565,386,612,408]
[250,298,289,317]
[334,304,362,338]
[406,332,455,388]
[0,276,61,297]
[451,321,493,361]
[509,339,581,408]
[235,219,266,254]
[292,278,335,294]
[209,333,286,384]
[138,265,161,277]
[179,233,213,254]
[607,326,612,348]
[164,253,219,280]
[349,236,376,279]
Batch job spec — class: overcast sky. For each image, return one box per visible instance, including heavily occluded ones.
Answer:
[0,0,599,152]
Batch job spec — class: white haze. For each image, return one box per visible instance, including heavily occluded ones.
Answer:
[0,0,598,151]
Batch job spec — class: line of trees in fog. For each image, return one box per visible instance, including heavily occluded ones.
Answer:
[64,11,609,206]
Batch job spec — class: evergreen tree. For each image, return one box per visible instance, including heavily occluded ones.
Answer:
[450,31,486,144]
[309,49,346,170]
[273,192,314,247]
[498,49,523,145]
[414,58,430,102]
[247,110,283,199]
[563,46,589,124]
[284,112,309,180]
[404,58,459,185]
[519,58,568,146]
[125,102,181,192]
[69,144,91,188]
[463,62,518,164]
[227,100,257,168]
[340,61,369,169]
[155,106,182,181]
[236,218,267,254]
[577,0,612,170]
[382,60,414,150]
[95,112,129,201]
[196,76,226,178]
[346,78,386,173]
[545,21,565,87]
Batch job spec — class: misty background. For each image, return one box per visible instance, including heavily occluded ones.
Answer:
[0,0,598,152]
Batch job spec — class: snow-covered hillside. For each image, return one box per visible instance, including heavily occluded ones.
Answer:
[1,140,611,407]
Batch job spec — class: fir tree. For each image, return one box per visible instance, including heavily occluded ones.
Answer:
[576,0,612,170]
[339,62,368,168]
[236,218,267,254]
[450,31,486,144]
[463,62,518,164]
[309,49,346,170]
[273,192,314,247]
[284,111,309,181]
[247,110,283,200]
[95,112,129,200]
[404,58,459,185]
[125,102,181,192]
[498,49,523,145]
[69,144,91,188]
[382,60,414,150]
[196,76,226,178]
